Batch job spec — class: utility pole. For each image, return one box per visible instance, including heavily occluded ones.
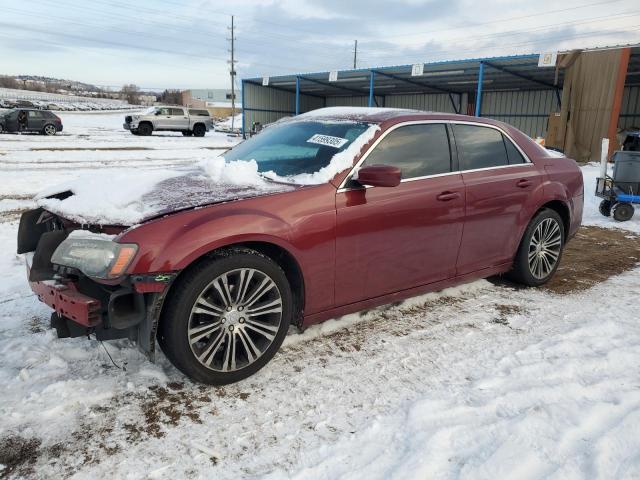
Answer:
[228,15,237,131]
[353,40,358,69]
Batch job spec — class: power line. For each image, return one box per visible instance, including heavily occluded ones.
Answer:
[357,10,640,57]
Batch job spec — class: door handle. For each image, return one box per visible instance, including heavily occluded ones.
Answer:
[516,179,533,188]
[436,191,460,201]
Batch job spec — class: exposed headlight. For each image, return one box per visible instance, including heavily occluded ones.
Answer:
[51,238,138,279]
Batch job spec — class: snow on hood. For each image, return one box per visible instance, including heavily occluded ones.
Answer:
[35,122,380,226]
[36,164,294,226]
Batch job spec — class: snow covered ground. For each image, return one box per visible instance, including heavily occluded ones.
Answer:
[1,121,639,479]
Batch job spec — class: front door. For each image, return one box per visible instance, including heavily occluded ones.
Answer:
[335,122,465,306]
[452,123,543,275]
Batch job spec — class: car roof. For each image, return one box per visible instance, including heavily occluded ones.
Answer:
[294,107,509,129]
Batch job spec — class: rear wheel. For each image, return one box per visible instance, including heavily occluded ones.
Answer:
[158,248,292,385]
[42,124,57,136]
[193,124,206,137]
[509,208,564,286]
[612,202,634,222]
[599,199,612,217]
[138,122,153,136]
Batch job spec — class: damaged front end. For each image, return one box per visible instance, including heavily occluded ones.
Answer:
[17,208,175,360]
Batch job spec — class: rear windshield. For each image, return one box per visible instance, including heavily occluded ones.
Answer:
[223,120,371,176]
[189,109,210,116]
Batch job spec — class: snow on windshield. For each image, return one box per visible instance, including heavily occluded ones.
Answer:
[202,121,381,186]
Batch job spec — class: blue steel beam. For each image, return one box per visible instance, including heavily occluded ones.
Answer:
[475,61,484,117]
[368,71,375,107]
[241,79,246,138]
[295,76,300,115]
[297,75,365,96]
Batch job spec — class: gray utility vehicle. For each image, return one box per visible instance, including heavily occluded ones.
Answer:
[123,106,213,136]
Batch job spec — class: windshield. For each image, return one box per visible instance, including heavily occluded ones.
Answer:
[142,106,158,115]
[224,120,372,176]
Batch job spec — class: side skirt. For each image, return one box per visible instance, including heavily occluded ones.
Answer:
[302,262,512,327]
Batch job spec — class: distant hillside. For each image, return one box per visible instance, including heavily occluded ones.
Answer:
[0,74,102,94]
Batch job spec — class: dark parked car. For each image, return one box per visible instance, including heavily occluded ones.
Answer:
[0,108,63,135]
[18,108,583,385]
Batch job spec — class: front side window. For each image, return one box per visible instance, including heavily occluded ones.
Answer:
[223,120,371,177]
[157,107,170,115]
[453,124,509,170]
[362,124,451,179]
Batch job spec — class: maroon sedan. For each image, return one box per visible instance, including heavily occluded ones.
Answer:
[18,108,583,384]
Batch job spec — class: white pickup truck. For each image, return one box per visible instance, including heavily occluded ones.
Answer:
[123,106,214,136]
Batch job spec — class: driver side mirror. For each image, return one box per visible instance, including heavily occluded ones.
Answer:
[355,164,401,187]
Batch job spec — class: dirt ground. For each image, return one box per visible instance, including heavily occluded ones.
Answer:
[543,226,640,293]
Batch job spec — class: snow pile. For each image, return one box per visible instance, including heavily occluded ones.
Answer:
[36,169,181,225]
[202,156,264,185]
[215,113,243,131]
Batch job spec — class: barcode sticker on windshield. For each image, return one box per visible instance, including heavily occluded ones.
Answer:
[307,134,348,149]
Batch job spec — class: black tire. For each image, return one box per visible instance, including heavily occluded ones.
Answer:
[599,199,612,217]
[138,122,153,136]
[192,124,206,137]
[130,130,139,135]
[508,208,565,287]
[182,130,193,136]
[612,202,634,222]
[42,124,57,136]
[158,248,292,385]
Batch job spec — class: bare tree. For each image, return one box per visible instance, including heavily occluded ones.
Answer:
[121,84,141,105]
[159,89,181,105]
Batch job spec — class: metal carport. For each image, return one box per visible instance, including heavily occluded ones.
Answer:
[241,45,640,160]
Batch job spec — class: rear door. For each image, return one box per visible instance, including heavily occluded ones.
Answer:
[453,123,542,275]
[170,107,189,130]
[27,110,46,132]
[335,122,465,305]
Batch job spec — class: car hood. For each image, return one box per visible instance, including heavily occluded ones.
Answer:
[36,167,297,227]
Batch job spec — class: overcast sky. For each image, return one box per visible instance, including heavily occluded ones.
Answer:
[0,0,638,91]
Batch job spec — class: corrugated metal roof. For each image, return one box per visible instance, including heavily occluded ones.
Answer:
[244,46,640,97]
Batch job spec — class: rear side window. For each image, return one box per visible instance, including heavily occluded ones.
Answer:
[27,111,43,118]
[170,108,185,115]
[453,124,509,170]
[189,109,210,116]
[363,124,451,179]
[503,136,526,164]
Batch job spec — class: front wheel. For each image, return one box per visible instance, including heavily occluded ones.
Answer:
[508,208,564,287]
[158,248,292,385]
[137,123,153,136]
[599,199,612,217]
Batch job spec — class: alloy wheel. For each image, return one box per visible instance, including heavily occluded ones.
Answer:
[44,124,56,135]
[528,217,562,279]
[188,268,283,372]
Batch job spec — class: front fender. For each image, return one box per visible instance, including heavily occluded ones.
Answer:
[119,206,299,274]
